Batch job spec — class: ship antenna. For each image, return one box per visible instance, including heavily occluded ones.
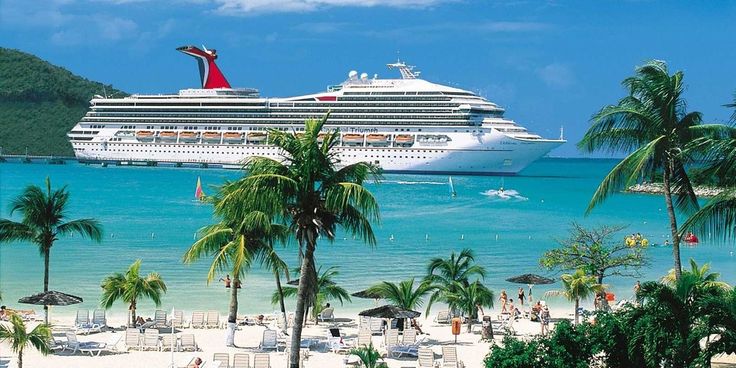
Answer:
[560,126,565,140]
[102,85,108,99]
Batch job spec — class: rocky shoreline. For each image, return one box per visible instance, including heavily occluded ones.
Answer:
[627,182,725,197]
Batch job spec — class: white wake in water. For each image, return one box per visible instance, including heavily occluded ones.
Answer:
[480,189,529,201]
[383,180,446,185]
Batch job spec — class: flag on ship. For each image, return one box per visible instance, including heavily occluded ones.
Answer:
[195,176,206,201]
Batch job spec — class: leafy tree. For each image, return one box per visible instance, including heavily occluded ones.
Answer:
[219,116,380,368]
[366,278,435,311]
[0,177,103,323]
[545,269,605,324]
[100,259,167,327]
[349,343,387,368]
[485,336,543,368]
[273,266,351,323]
[0,314,52,368]
[424,248,487,315]
[578,60,729,280]
[444,281,494,332]
[540,223,648,285]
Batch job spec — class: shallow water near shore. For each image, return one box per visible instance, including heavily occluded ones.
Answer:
[1,158,735,321]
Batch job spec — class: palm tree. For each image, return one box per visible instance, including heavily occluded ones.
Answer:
[545,269,605,324]
[261,246,291,333]
[0,177,103,323]
[100,259,167,327]
[444,281,494,332]
[424,248,487,315]
[661,258,731,291]
[219,116,381,368]
[349,343,385,368]
[184,186,288,345]
[365,278,435,311]
[0,314,51,368]
[273,266,351,323]
[578,61,729,280]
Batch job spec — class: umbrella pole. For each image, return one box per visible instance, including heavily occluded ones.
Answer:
[170,307,175,368]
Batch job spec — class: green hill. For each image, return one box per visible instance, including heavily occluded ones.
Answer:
[0,48,126,156]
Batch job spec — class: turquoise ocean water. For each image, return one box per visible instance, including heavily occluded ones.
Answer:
[1,158,734,319]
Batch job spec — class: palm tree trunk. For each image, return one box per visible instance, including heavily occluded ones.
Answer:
[662,165,683,281]
[130,300,137,327]
[227,274,239,346]
[289,236,317,368]
[275,271,288,334]
[18,350,23,368]
[43,248,50,325]
[574,297,579,325]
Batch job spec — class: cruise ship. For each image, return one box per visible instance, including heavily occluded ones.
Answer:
[68,46,565,174]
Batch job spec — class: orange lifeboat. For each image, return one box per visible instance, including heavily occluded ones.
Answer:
[203,131,222,142]
[394,134,414,145]
[342,134,364,145]
[159,131,177,142]
[366,134,389,145]
[247,132,267,142]
[223,132,243,143]
[136,131,154,142]
[179,131,198,143]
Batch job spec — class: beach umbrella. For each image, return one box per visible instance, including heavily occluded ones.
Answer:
[505,274,555,303]
[358,305,421,319]
[18,290,83,323]
[351,290,383,299]
[287,278,335,286]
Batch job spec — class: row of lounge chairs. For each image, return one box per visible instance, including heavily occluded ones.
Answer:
[190,310,222,329]
[209,352,272,368]
[125,328,198,351]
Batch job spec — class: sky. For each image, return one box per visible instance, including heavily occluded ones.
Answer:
[1,0,735,157]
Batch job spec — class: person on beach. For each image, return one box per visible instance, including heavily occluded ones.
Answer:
[411,318,425,335]
[234,279,242,289]
[219,275,232,288]
[507,299,519,318]
[634,280,642,305]
[135,316,146,327]
[518,287,525,306]
[540,303,551,336]
[530,301,541,321]
[594,293,602,311]
[499,290,508,313]
[0,306,7,321]
[189,357,203,368]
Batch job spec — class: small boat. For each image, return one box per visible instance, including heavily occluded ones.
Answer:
[202,132,221,142]
[247,132,267,142]
[342,134,364,145]
[223,132,244,143]
[179,131,198,143]
[195,176,207,202]
[366,134,389,145]
[449,176,457,197]
[136,131,155,142]
[394,134,414,145]
[159,131,177,142]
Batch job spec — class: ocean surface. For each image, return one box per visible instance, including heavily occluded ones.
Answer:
[1,158,734,321]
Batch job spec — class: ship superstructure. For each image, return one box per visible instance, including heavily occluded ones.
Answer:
[68,46,564,174]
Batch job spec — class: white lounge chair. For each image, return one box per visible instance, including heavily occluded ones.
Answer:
[180,334,197,351]
[125,328,141,351]
[191,311,206,328]
[213,353,230,368]
[357,328,372,347]
[369,317,384,335]
[75,309,89,326]
[384,328,399,348]
[154,309,168,327]
[441,346,465,368]
[318,307,334,322]
[92,309,107,329]
[172,310,185,328]
[232,353,250,368]
[143,329,160,350]
[253,353,271,368]
[402,329,417,345]
[161,334,177,351]
[206,310,220,329]
[65,332,108,356]
[418,347,436,368]
[259,329,279,351]
[434,310,451,324]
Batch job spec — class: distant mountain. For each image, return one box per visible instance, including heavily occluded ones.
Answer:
[0,48,126,156]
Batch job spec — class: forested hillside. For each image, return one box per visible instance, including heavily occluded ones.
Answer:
[0,48,126,156]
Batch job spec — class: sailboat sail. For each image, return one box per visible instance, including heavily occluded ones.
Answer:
[449,176,457,197]
[195,176,205,200]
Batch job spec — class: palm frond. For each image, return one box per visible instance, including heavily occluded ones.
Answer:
[57,219,103,242]
[680,188,736,240]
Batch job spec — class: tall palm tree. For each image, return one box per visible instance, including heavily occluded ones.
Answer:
[273,266,351,323]
[0,314,51,368]
[100,259,167,327]
[0,177,103,323]
[444,281,494,332]
[578,61,728,280]
[545,269,605,324]
[184,185,288,345]
[424,248,487,315]
[219,116,381,368]
[365,278,435,311]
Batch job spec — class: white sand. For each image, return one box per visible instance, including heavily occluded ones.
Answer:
[0,310,565,368]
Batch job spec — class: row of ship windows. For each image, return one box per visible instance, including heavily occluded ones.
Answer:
[92,98,458,107]
[92,103,462,110]
[73,143,448,153]
[82,148,435,159]
[86,114,469,120]
[88,110,463,117]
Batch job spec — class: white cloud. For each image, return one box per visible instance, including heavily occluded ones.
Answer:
[536,63,574,88]
[212,0,450,15]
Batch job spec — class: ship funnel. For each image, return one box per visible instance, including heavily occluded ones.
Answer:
[177,45,232,89]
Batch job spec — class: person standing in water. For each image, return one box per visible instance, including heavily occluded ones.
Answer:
[518,287,526,306]
[219,275,232,288]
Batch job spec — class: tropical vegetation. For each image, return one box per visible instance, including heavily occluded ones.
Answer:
[424,248,487,315]
[274,266,351,324]
[349,343,387,368]
[100,259,167,327]
[444,280,494,332]
[218,116,381,368]
[578,60,730,280]
[365,278,434,312]
[0,314,52,368]
[545,269,605,325]
[0,177,103,323]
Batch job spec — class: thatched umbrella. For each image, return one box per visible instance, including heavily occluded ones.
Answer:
[19,291,83,322]
[359,305,421,319]
[505,274,555,303]
[351,290,383,300]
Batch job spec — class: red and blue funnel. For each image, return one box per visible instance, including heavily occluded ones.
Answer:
[177,45,231,89]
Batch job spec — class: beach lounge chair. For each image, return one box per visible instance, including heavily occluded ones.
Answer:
[369,317,384,335]
[418,347,436,368]
[191,311,206,328]
[143,329,160,350]
[180,334,197,351]
[384,328,399,348]
[357,328,372,347]
[173,310,185,328]
[259,329,279,351]
[318,307,334,322]
[434,310,451,324]
[125,328,142,351]
[47,336,66,352]
[253,353,271,368]
[213,353,230,368]
[75,309,89,326]
[232,353,250,368]
[155,309,168,327]
[65,332,108,356]
[206,310,220,329]
[92,309,107,329]
[161,334,177,351]
[328,328,352,353]
[441,346,465,368]
[402,329,417,345]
